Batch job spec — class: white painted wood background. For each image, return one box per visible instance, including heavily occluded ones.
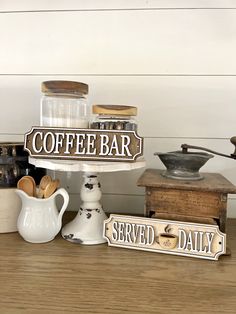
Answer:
[1,0,236,217]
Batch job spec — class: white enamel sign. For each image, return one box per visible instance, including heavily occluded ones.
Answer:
[103,215,226,261]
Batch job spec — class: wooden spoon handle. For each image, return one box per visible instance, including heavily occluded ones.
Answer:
[37,188,44,199]
[39,175,52,190]
[44,179,60,198]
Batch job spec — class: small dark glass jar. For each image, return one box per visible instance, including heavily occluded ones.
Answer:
[90,105,137,131]
[0,143,46,187]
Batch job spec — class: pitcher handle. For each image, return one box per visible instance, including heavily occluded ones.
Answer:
[54,188,69,225]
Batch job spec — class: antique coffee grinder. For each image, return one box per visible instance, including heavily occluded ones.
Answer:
[154,136,236,181]
[137,137,236,242]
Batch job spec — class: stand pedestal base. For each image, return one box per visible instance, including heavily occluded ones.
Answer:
[62,172,107,245]
[62,207,107,245]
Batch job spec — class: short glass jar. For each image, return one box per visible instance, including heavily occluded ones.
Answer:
[40,80,89,128]
[90,105,137,131]
[0,143,45,187]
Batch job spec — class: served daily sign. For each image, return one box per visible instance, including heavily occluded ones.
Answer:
[104,215,226,260]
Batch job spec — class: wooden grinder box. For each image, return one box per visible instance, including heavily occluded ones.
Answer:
[137,169,236,233]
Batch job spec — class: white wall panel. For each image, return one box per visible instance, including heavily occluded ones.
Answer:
[0,134,23,142]
[67,193,236,218]
[225,198,236,218]
[0,76,236,138]
[1,10,236,75]
[1,1,236,12]
[68,193,145,214]
[1,3,236,218]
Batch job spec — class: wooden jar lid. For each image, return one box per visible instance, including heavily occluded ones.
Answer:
[42,80,89,95]
[92,105,137,116]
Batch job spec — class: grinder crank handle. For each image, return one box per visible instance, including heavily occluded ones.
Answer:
[230,136,236,158]
[182,136,236,160]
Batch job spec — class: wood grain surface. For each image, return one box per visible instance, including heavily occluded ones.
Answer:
[0,212,236,313]
[146,189,222,218]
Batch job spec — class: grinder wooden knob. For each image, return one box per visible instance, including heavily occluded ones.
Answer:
[230,136,236,158]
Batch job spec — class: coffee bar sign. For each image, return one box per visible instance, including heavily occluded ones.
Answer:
[24,127,143,161]
[103,215,226,260]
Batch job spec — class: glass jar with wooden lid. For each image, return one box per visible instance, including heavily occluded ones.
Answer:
[90,105,137,131]
[40,80,89,128]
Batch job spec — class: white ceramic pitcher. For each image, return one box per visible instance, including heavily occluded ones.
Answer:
[16,188,69,243]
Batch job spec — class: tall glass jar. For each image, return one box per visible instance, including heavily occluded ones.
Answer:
[40,80,89,128]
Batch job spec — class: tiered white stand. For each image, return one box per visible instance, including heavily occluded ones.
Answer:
[29,157,146,245]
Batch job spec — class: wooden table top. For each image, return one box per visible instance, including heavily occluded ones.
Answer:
[1,213,236,314]
[137,168,236,193]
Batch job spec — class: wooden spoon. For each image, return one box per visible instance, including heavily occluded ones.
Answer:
[17,177,35,197]
[44,179,60,198]
[37,175,52,198]
[37,188,44,199]
[39,175,52,190]
[22,176,36,196]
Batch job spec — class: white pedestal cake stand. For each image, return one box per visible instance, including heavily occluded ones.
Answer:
[29,157,146,245]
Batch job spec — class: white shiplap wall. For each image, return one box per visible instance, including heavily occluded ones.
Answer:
[1,0,236,217]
